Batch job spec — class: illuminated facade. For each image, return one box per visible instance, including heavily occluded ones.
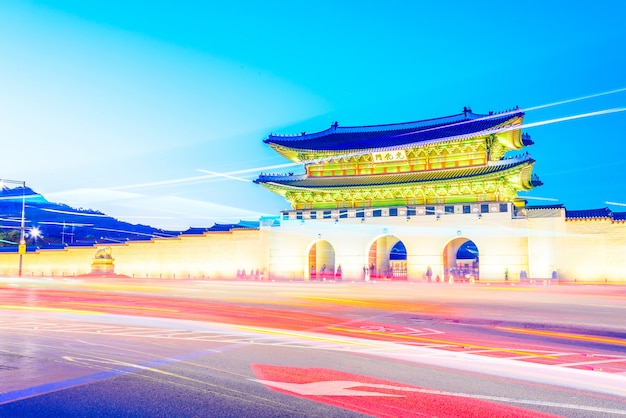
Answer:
[257,108,544,281]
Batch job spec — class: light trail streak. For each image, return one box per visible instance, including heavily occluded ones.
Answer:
[327,326,558,359]
[522,196,560,201]
[198,162,301,176]
[232,324,382,348]
[106,162,299,191]
[60,302,180,313]
[0,305,101,315]
[38,208,109,217]
[498,327,626,347]
[93,227,171,238]
[109,173,217,190]
[0,193,41,202]
[196,169,253,183]
[300,296,436,312]
[98,237,125,243]
[518,107,626,130]
[38,221,94,227]
[523,86,626,112]
[606,201,626,207]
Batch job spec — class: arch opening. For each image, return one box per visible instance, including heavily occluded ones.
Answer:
[443,238,479,282]
[308,240,336,281]
[367,236,407,280]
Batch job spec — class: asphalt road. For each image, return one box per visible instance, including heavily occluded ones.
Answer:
[1,277,625,417]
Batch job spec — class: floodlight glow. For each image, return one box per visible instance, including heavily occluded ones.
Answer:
[29,226,42,240]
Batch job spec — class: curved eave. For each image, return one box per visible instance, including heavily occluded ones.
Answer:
[521,133,534,147]
[265,142,302,163]
[504,116,526,149]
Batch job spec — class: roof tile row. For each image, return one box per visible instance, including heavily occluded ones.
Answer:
[265,110,524,151]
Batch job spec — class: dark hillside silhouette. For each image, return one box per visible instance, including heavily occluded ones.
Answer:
[0,186,179,251]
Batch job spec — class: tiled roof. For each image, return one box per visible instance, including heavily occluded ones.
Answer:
[180,221,260,235]
[526,204,565,210]
[566,208,612,219]
[256,155,533,188]
[565,207,625,220]
[265,108,524,151]
[206,222,259,231]
[523,207,625,222]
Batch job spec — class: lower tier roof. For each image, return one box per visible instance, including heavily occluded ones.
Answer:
[255,155,538,189]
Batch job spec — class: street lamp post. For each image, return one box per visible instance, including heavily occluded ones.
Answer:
[0,178,26,276]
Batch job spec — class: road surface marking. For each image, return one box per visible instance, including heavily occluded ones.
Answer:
[252,364,626,417]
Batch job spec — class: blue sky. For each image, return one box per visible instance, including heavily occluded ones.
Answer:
[1,1,625,230]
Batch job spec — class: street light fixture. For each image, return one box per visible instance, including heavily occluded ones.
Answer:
[0,178,26,276]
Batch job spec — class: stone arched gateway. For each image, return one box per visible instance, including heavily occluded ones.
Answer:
[367,235,407,280]
[307,239,336,280]
[443,237,479,282]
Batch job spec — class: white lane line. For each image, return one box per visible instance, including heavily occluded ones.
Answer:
[559,358,626,367]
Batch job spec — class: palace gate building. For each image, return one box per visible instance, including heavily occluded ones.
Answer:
[254,107,625,283]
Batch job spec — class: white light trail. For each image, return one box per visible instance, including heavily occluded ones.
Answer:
[517,107,626,130]
[205,162,300,175]
[0,193,41,201]
[606,201,626,207]
[522,196,559,202]
[93,227,174,238]
[523,86,626,112]
[0,218,30,223]
[106,163,300,191]
[38,222,94,227]
[109,174,217,191]
[39,208,109,217]
[196,169,253,183]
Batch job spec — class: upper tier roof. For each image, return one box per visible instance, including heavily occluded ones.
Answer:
[265,108,526,152]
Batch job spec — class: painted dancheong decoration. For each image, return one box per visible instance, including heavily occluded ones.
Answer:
[255,107,541,209]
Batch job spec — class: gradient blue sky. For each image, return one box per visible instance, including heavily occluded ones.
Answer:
[2,1,625,230]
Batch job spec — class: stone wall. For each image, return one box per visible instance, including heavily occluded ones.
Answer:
[1,228,269,280]
[1,213,624,283]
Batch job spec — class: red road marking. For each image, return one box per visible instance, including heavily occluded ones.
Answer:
[251,364,559,417]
